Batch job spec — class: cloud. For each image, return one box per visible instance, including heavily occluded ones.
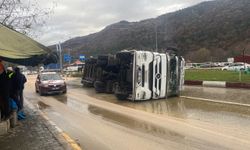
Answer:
[33,0,207,46]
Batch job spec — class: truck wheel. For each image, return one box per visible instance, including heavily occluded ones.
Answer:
[115,94,129,100]
[94,81,106,93]
[97,59,107,67]
[106,80,113,93]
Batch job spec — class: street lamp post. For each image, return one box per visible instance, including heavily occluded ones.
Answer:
[57,42,63,73]
[155,23,158,52]
[243,49,246,70]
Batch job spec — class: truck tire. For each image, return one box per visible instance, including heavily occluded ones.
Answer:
[97,58,108,67]
[116,52,131,64]
[115,94,129,100]
[106,80,113,93]
[94,81,106,93]
[82,81,94,87]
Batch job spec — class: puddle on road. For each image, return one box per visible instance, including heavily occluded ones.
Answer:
[88,105,184,139]
[87,105,226,149]
[53,94,90,114]
[76,89,250,129]
[52,84,250,132]
[53,95,68,104]
[37,101,50,110]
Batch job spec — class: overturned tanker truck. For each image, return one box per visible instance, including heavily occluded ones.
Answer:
[81,49,185,101]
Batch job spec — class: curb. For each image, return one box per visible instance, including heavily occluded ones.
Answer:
[184,80,250,89]
[25,99,82,150]
[0,119,10,135]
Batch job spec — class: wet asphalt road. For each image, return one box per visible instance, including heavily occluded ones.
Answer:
[24,76,250,150]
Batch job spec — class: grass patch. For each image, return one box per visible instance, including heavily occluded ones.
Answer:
[185,69,250,83]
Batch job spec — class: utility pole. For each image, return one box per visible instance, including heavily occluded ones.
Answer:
[243,49,246,70]
[68,48,71,66]
[155,23,158,52]
[58,42,63,73]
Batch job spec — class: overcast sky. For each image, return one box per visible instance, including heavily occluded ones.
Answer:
[34,0,207,46]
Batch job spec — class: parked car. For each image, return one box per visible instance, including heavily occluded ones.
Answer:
[221,63,250,71]
[35,72,67,95]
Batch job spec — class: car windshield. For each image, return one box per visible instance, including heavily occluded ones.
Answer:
[40,73,62,81]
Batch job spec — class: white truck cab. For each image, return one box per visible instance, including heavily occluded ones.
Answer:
[152,52,167,99]
[132,51,153,101]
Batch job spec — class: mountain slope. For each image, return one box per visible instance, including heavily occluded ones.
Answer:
[56,0,250,62]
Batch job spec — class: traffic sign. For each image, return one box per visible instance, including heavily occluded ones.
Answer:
[64,54,71,62]
[79,55,85,61]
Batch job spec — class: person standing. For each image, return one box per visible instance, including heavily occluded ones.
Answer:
[14,67,26,110]
[0,60,11,120]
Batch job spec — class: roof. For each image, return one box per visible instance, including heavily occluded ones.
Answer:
[72,60,84,65]
[0,24,57,66]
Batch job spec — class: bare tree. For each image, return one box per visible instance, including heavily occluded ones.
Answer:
[0,0,54,35]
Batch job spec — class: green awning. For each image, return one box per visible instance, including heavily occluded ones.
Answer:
[0,24,57,66]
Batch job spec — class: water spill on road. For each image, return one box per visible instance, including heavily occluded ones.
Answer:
[53,95,68,104]
[70,88,250,130]
[88,105,185,139]
[37,101,50,110]
[87,105,227,149]
[53,94,90,114]
[51,82,250,135]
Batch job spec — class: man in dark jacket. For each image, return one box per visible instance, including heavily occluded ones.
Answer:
[14,67,26,110]
[0,61,11,120]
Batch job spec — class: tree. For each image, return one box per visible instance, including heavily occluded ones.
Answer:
[0,0,54,35]
[187,48,211,62]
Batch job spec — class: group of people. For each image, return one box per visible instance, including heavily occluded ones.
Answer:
[0,59,27,120]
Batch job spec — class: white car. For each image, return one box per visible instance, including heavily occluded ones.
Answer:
[221,63,250,71]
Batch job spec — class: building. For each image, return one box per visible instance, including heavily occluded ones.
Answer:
[234,55,250,64]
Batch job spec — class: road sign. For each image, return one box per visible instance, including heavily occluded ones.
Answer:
[64,54,71,62]
[79,55,85,61]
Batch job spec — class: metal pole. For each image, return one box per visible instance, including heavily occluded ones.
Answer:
[243,49,245,70]
[239,70,242,82]
[68,48,71,65]
[58,42,63,73]
[155,23,158,52]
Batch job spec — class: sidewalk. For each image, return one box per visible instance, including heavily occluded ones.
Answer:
[0,105,70,150]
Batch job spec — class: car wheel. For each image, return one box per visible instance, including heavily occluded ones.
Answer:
[35,86,38,93]
[39,88,44,96]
